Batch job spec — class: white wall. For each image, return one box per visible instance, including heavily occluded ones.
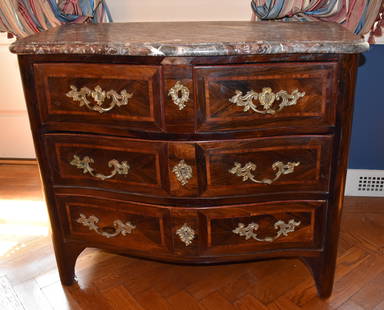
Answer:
[0,1,251,159]
[3,1,383,159]
[0,0,251,158]
[108,0,251,22]
[0,33,35,158]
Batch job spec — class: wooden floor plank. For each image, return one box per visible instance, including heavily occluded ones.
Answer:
[285,246,370,307]
[234,294,268,310]
[167,291,204,310]
[199,291,236,310]
[0,164,42,200]
[337,300,365,310]
[186,264,244,300]
[302,254,384,309]
[219,270,258,303]
[1,164,384,310]
[341,213,384,255]
[248,259,309,304]
[102,285,145,310]
[133,290,172,310]
[373,299,384,310]
[267,296,302,310]
[34,268,61,289]
[41,282,81,310]
[0,276,24,310]
[350,270,384,309]
[151,265,210,299]
[12,278,52,310]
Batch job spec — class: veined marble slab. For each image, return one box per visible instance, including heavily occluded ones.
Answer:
[10,21,369,56]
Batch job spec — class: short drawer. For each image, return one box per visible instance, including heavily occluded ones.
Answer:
[194,62,337,132]
[57,195,171,253]
[34,63,163,131]
[195,135,333,197]
[200,200,325,255]
[44,133,168,196]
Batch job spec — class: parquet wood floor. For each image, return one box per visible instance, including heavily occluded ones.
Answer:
[0,163,383,310]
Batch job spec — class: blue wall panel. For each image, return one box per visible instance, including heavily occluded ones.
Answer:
[349,45,384,169]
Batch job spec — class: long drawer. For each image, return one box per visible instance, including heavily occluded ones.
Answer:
[34,62,337,135]
[57,194,325,259]
[45,134,333,198]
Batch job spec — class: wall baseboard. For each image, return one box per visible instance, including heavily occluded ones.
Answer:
[0,159,37,165]
[345,169,384,197]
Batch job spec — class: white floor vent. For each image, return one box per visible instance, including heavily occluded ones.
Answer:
[345,169,384,197]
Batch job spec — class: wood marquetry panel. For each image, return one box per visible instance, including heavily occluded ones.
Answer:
[34,63,163,131]
[168,143,200,197]
[163,65,195,133]
[201,200,325,255]
[170,209,201,257]
[57,195,171,253]
[194,62,337,132]
[197,135,333,197]
[44,134,168,196]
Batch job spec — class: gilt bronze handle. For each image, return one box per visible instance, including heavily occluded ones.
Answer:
[76,214,136,238]
[70,155,130,180]
[66,85,133,113]
[229,87,305,115]
[229,161,300,185]
[233,219,301,242]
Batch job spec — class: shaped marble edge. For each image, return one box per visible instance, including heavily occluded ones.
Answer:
[9,21,370,56]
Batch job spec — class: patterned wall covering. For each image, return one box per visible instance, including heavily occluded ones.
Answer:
[251,0,384,43]
[0,0,112,38]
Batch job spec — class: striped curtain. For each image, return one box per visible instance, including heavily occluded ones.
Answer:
[251,0,384,43]
[0,0,112,38]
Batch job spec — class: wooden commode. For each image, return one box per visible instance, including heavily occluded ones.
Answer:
[10,21,369,298]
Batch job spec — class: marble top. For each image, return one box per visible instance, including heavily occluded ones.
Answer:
[10,21,369,56]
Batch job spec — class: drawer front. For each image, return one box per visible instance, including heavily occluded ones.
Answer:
[45,134,168,196]
[45,134,332,199]
[194,63,337,132]
[57,195,323,258]
[201,200,325,255]
[197,135,333,197]
[34,63,163,131]
[57,195,171,252]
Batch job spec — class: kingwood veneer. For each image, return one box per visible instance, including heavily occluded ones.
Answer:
[10,21,369,298]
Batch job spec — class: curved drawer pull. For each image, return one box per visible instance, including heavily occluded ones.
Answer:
[229,161,300,185]
[70,155,130,180]
[172,160,193,186]
[168,81,190,110]
[229,87,305,115]
[176,223,195,246]
[66,85,133,114]
[233,219,301,242]
[76,214,136,238]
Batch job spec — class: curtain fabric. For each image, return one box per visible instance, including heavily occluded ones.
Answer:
[251,0,384,43]
[0,0,112,38]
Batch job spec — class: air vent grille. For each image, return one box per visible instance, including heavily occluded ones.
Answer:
[345,169,384,197]
[358,176,384,192]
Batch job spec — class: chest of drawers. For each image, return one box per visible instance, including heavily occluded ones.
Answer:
[11,21,368,298]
